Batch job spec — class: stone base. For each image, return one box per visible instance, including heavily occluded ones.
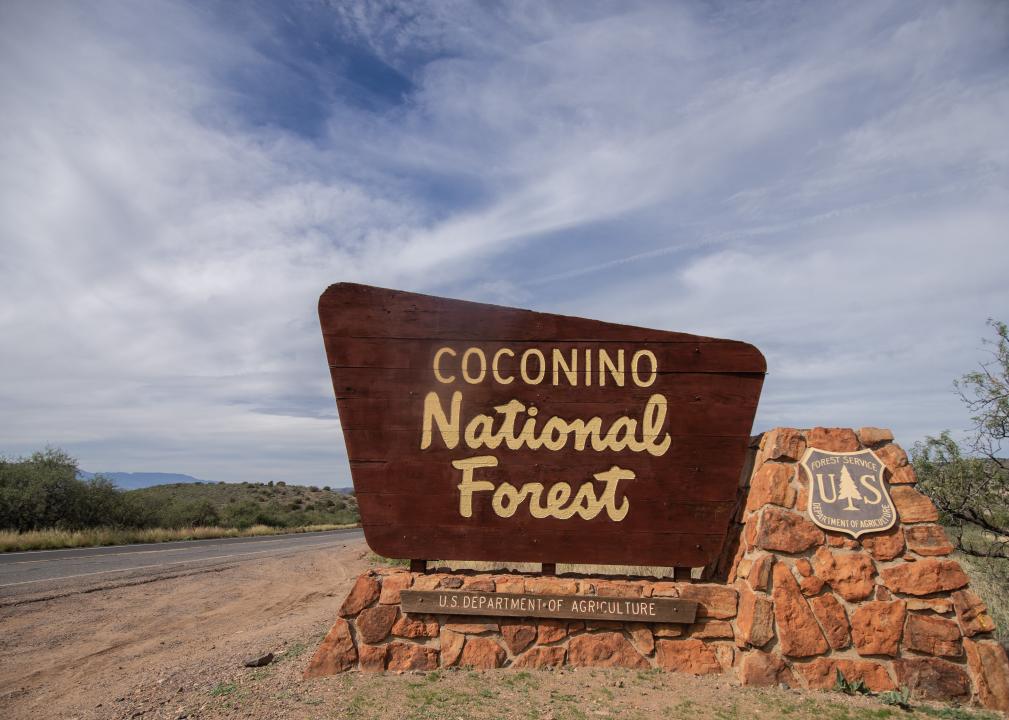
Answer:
[306,427,1009,713]
[305,569,738,675]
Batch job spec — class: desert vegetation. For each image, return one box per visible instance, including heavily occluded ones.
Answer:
[913,318,1009,641]
[0,448,359,551]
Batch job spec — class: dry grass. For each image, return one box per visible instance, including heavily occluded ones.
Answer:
[0,523,358,552]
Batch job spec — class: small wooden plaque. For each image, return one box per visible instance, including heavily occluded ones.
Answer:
[400,589,697,624]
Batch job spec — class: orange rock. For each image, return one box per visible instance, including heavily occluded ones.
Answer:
[759,428,806,462]
[795,558,825,596]
[755,507,824,554]
[650,581,679,597]
[906,597,953,613]
[875,585,893,601]
[889,465,917,484]
[797,658,895,692]
[595,580,643,597]
[439,628,465,667]
[357,605,399,643]
[904,525,954,556]
[873,443,909,471]
[904,614,962,657]
[951,589,997,637]
[737,588,774,647]
[678,584,738,619]
[825,533,858,549]
[851,601,906,656]
[444,620,499,634]
[525,577,578,594]
[771,563,828,657]
[857,427,894,446]
[628,625,655,654]
[862,526,905,562]
[304,618,358,677]
[491,575,526,593]
[890,486,939,523]
[690,620,734,640]
[386,642,439,672]
[568,632,648,669]
[745,462,796,513]
[391,612,439,639]
[339,574,381,617]
[810,547,876,601]
[500,620,537,654]
[809,594,850,650]
[739,651,797,687]
[796,483,810,514]
[893,657,971,701]
[654,639,722,674]
[459,637,505,669]
[438,574,464,588]
[964,638,1009,712]
[512,646,566,669]
[411,574,442,591]
[358,644,387,672]
[747,553,774,591]
[879,559,969,596]
[537,619,569,644]
[379,572,411,604]
[462,576,495,592]
[652,623,684,638]
[806,427,859,452]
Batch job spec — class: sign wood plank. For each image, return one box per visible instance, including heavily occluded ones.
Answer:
[319,283,766,567]
[400,590,697,624]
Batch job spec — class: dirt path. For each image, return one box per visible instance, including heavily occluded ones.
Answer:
[0,537,373,719]
[1,541,1000,720]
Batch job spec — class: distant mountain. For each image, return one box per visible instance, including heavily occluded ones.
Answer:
[78,471,212,490]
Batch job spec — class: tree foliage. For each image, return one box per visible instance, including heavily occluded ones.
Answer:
[0,448,358,532]
[913,319,1009,559]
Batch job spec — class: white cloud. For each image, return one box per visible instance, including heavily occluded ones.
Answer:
[0,0,1006,484]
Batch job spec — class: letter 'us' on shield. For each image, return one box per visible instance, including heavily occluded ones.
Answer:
[799,447,898,538]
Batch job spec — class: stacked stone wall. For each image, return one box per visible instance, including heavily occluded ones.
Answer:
[305,427,1009,712]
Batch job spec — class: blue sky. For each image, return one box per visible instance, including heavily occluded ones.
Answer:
[1,1,1007,485]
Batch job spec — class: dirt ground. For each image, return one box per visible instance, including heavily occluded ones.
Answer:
[0,538,1001,720]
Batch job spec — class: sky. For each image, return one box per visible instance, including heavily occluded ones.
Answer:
[1,1,1007,486]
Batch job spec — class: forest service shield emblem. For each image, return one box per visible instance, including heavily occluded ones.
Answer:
[799,447,898,538]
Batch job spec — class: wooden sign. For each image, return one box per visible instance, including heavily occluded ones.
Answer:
[800,448,898,538]
[400,590,697,624]
[319,283,765,567]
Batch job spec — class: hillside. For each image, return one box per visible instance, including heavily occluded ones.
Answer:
[128,481,359,528]
[78,470,212,489]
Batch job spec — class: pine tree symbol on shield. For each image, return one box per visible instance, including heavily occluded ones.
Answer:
[837,465,863,511]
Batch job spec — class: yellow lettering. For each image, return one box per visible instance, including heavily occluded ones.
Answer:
[552,348,578,386]
[520,349,546,384]
[433,347,456,384]
[421,391,461,449]
[461,347,486,384]
[599,349,625,386]
[631,349,658,387]
[492,348,515,384]
[453,455,498,517]
[859,474,883,505]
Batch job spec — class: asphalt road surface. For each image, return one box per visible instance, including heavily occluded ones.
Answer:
[0,528,364,604]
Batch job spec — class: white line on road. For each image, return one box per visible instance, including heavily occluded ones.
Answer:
[0,539,354,588]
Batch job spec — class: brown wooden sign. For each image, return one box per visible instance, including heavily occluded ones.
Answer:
[319,283,765,567]
[800,448,898,538]
[400,590,697,624]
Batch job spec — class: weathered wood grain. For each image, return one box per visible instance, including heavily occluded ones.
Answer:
[319,283,765,567]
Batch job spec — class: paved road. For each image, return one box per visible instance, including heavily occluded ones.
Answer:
[0,528,364,603]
